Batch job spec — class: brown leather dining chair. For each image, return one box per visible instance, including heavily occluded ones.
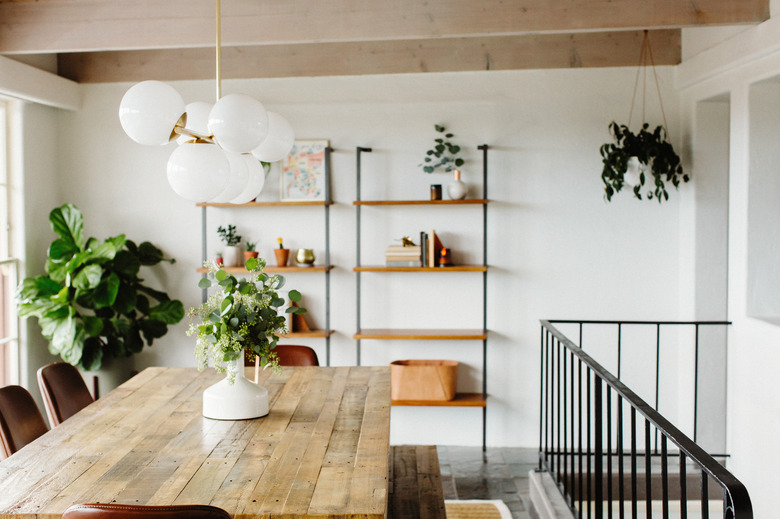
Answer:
[0,385,49,459]
[37,362,94,428]
[62,504,232,519]
[244,345,319,367]
[245,345,319,383]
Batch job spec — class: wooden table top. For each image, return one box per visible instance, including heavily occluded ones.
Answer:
[0,366,391,519]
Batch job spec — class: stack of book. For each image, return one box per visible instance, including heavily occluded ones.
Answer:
[385,245,422,267]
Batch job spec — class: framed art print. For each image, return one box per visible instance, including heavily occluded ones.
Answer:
[280,140,329,201]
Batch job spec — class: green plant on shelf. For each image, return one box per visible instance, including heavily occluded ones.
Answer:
[217,224,241,246]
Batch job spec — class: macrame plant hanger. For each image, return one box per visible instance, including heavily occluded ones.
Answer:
[627,30,670,137]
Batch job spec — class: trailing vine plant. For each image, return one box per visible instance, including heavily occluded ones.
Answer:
[600,122,689,203]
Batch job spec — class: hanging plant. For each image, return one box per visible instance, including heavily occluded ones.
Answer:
[420,124,464,173]
[600,122,689,202]
[599,30,689,204]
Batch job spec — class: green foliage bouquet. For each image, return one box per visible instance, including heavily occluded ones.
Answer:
[188,256,306,383]
[17,204,184,370]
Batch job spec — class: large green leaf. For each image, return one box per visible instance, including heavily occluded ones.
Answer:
[79,338,104,370]
[17,275,62,301]
[48,238,80,263]
[49,204,84,252]
[82,315,104,337]
[73,264,103,291]
[93,273,120,308]
[138,319,167,344]
[148,300,184,324]
[137,241,166,265]
[113,250,141,277]
[113,282,138,316]
[85,236,125,264]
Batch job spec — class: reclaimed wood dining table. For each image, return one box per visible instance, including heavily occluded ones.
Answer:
[0,365,391,519]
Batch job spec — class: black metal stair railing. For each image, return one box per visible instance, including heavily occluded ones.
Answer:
[539,319,752,519]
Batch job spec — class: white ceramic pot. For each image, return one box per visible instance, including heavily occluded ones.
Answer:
[222,245,243,267]
[202,359,269,420]
[447,170,468,200]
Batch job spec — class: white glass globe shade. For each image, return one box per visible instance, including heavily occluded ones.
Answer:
[251,112,295,163]
[624,156,642,187]
[119,80,185,146]
[210,152,250,203]
[167,143,230,202]
[176,101,213,145]
[230,156,267,204]
[208,94,269,153]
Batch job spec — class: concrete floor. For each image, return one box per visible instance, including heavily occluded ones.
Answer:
[437,446,538,519]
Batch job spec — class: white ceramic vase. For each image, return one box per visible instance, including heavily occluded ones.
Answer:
[447,170,468,200]
[222,245,243,267]
[202,358,269,420]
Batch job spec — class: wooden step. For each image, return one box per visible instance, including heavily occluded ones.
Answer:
[389,445,446,519]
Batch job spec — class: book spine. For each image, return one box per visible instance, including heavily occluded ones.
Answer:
[385,261,420,267]
[420,232,428,267]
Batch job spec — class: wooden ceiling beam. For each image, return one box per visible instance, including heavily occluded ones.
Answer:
[57,30,681,83]
[0,0,766,54]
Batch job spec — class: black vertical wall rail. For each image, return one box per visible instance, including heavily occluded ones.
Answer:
[324,147,332,366]
[479,144,489,452]
[539,320,753,519]
[354,147,371,366]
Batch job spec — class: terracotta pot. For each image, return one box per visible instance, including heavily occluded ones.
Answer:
[274,248,290,267]
[243,251,259,262]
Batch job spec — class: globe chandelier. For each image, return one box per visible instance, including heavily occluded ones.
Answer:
[118,0,294,203]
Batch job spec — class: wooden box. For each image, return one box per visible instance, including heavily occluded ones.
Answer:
[390,360,458,401]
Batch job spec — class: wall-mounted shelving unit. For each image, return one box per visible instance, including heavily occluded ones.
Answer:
[353,144,490,450]
[197,148,333,365]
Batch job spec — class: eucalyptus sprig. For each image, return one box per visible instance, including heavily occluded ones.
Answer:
[188,256,306,383]
[420,124,465,173]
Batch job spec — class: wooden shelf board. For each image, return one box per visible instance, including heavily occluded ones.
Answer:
[354,328,487,340]
[280,330,331,339]
[391,393,487,407]
[198,200,331,207]
[355,265,486,272]
[354,199,487,206]
[197,265,332,274]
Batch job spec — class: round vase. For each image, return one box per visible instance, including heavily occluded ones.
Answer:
[202,359,269,420]
[296,248,315,267]
[222,245,243,267]
[447,170,468,200]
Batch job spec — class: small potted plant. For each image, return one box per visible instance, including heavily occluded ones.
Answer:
[188,256,306,420]
[244,241,258,263]
[274,237,290,267]
[215,251,223,266]
[600,122,689,203]
[217,224,242,267]
[420,124,468,199]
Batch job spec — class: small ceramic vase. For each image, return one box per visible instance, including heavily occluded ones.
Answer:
[222,245,242,268]
[296,248,316,267]
[447,170,468,200]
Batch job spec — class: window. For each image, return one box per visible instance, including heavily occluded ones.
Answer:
[0,100,19,386]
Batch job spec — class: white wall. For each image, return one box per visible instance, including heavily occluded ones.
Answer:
[679,14,780,519]
[50,67,686,447]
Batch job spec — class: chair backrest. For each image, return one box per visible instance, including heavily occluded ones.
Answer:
[0,385,48,459]
[37,362,94,428]
[274,345,319,366]
[62,504,232,519]
[244,345,320,367]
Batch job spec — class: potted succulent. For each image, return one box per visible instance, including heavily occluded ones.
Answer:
[17,204,184,373]
[274,237,290,267]
[420,124,468,199]
[244,241,259,263]
[188,256,306,419]
[217,224,242,267]
[600,122,689,203]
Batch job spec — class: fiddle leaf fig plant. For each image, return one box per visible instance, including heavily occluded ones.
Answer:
[17,204,184,371]
[421,124,465,173]
[600,122,689,203]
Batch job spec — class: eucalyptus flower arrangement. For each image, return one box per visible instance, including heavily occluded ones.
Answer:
[188,256,306,383]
